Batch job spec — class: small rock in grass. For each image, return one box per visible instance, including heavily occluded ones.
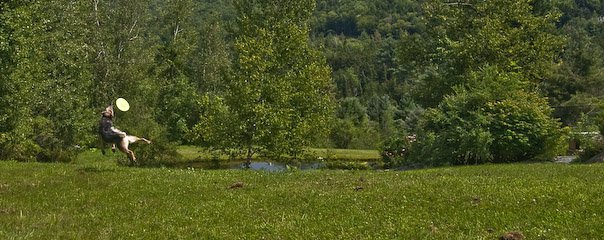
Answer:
[229,182,244,189]
[500,231,524,240]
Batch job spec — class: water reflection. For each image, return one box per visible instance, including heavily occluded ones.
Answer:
[180,160,325,171]
[175,160,382,171]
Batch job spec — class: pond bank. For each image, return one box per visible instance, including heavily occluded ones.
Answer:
[171,159,383,171]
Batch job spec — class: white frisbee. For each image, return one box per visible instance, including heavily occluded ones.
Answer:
[115,98,130,111]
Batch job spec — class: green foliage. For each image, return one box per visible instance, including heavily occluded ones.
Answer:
[329,119,381,150]
[0,1,29,160]
[1,0,94,161]
[411,68,566,166]
[152,0,212,144]
[572,114,604,162]
[399,0,565,106]
[599,116,604,137]
[89,0,158,108]
[200,0,335,160]
[380,135,413,168]
[366,95,399,136]
[336,97,367,126]
[331,96,402,150]
[156,77,202,143]
[190,95,241,158]
[132,138,182,167]
[329,119,354,149]
[542,11,604,109]
[1,0,602,166]
[313,0,423,37]
[576,136,604,162]
[542,2,604,126]
[194,19,231,93]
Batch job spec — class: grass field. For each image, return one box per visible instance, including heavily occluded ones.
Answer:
[1,158,604,239]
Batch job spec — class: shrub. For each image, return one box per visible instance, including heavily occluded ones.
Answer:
[1,113,90,162]
[156,77,203,144]
[32,116,85,163]
[573,114,604,162]
[380,135,414,168]
[330,119,355,149]
[132,138,182,167]
[0,115,39,161]
[329,119,382,149]
[577,135,604,162]
[410,68,566,166]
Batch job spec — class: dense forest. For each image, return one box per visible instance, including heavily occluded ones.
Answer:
[1,0,603,166]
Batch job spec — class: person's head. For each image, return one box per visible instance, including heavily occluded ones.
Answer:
[102,105,114,118]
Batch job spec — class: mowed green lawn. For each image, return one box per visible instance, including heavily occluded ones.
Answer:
[1,159,604,239]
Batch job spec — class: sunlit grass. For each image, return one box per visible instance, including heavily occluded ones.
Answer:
[307,148,380,161]
[1,160,603,239]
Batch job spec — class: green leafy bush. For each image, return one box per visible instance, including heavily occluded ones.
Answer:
[410,68,567,166]
[32,116,87,163]
[380,135,413,168]
[330,119,355,149]
[577,136,604,162]
[156,77,203,144]
[132,138,182,167]
[572,114,604,162]
[329,119,382,149]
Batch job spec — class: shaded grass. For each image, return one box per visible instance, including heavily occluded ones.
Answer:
[2,160,604,239]
[176,146,380,162]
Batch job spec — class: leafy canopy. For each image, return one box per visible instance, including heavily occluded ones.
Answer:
[192,0,334,160]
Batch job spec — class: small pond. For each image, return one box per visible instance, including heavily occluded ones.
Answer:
[174,160,382,171]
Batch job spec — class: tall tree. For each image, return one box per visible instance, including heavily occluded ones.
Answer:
[194,18,231,94]
[539,1,604,127]
[394,0,568,166]
[0,0,35,160]
[398,0,565,107]
[1,0,95,161]
[89,0,161,138]
[195,0,335,163]
[153,0,202,143]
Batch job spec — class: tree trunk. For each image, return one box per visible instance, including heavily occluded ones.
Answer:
[245,148,253,168]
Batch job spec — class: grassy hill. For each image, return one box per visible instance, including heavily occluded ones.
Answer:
[1,159,603,239]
